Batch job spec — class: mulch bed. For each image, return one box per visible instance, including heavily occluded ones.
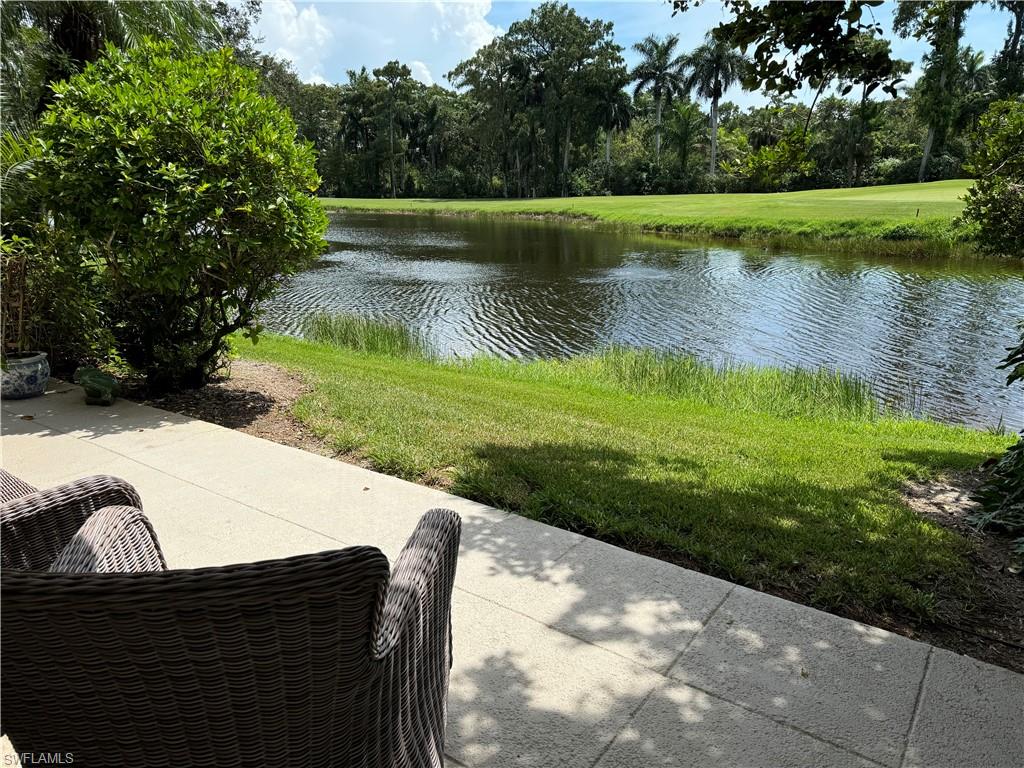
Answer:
[139,359,332,456]
[137,359,1024,673]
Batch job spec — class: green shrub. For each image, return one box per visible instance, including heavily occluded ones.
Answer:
[970,437,1024,553]
[959,100,1024,258]
[1,224,113,368]
[724,130,815,192]
[33,40,327,390]
[970,322,1024,552]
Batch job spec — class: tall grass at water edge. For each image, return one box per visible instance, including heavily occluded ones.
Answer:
[302,312,432,358]
[301,313,881,421]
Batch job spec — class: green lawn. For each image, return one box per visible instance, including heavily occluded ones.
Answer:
[238,332,1010,622]
[322,180,973,250]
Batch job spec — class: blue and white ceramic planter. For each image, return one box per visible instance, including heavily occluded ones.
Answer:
[1,352,49,399]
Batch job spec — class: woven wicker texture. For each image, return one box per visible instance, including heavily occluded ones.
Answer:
[2,488,461,768]
[0,472,143,570]
[48,505,167,573]
[0,468,37,503]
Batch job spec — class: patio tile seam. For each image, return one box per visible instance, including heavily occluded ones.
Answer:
[897,645,934,768]
[548,536,586,566]
[661,583,736,675]
[678,677,892,768]
[455,571,898,767]
[586,678,670,768]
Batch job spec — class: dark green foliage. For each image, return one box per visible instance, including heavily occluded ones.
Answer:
[245,1,1011,202]
[959,100,1024,257]
[726,129,814,191]
[970,437,1024,553]
[0,0,220,122]
[999,323,1024,388]
[970,324,1024,553]
[33,41,327,390]
[0,224,113,367]
[630,34,688,165]
[671,1,907,98]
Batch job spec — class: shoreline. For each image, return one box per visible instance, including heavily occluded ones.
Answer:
[322,202,973,257]
[318,180,993,258]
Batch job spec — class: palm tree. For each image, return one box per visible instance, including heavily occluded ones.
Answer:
[630,34,687,165]
[682,34,749,176]
[664,101,704,174]
[597,81,633,167]
[960,48,990,93]
[953,47,994,136]
[2,0,219,117]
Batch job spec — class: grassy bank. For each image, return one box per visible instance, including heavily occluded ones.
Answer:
[238,322,1011,621]
[321,180,973,255]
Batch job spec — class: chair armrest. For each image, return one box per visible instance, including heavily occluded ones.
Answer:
[49,505,167,573]
[372,508,461,661]
[0,475,142,570]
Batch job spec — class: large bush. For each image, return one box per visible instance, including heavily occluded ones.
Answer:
[959,100,1024,258]
[33,41,327,389]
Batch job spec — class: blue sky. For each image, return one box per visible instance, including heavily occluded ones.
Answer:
[254,0,1013,108]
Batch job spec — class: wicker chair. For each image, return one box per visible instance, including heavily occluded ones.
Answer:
[0,470,462,768]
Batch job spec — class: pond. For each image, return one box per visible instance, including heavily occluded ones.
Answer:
[262,212,1024,430]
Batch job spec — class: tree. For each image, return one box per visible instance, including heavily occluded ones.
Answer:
[992,0,1024,98]
[953,48,995,137]
[372,61,414,199]
[596,78,633,166]
[671,1,908,99]
[630,34,688,164]
[33,41,327,390]
[959,99,1024,257]
[839,35,910,185]
[0,0,219,119]
[664,101,705,174]
[683,34,749,175]
[894,1,972,182]
[505,2,624,195]
[450,2,623,197]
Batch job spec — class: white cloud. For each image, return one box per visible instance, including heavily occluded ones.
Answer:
[258,0,334,83]
[430,0,501,53]
[254,2,501,88]
[410,60,435,86]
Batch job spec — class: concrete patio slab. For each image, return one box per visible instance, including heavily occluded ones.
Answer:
[1,421,123,485]
[593,679,876,768]
[902,649,1024,768]
[448,589,664,768]
[3,383,1022,768]
[670,586,930,767]
[458,532,734,672]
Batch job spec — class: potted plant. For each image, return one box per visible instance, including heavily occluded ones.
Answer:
[1,250,49,399]
[1,350,50,399]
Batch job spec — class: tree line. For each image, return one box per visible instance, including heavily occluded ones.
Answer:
[3,1,1021,200]
[252,1,1022,198]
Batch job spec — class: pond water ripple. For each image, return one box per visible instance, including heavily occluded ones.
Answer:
[262,212,1024,429]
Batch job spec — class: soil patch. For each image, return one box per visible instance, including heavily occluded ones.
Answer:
[139,359,334,457]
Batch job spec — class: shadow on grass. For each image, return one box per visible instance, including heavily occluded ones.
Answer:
[453,440,975,622]
[444,441,979,766]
